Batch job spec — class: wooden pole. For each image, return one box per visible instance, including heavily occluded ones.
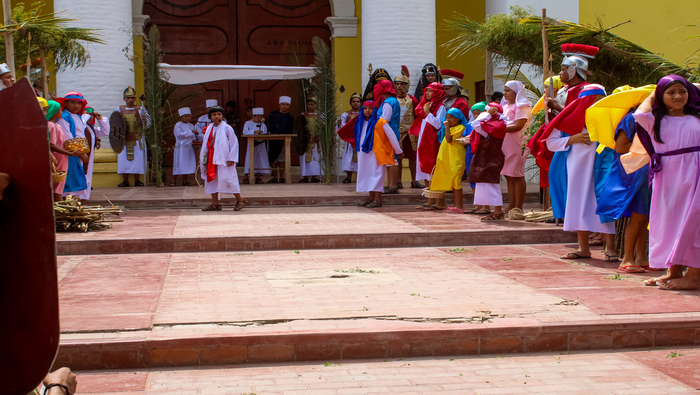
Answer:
[40,47,48,98]
[541,8,552,211]
[485,49,494,98]
[2,0,15,77]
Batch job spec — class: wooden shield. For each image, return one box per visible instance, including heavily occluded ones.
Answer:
[109,111,126,154]
[0,78,59,394]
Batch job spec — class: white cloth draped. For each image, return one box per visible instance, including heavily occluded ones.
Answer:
[200,122,240,194]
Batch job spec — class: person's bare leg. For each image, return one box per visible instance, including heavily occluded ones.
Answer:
[504,176,515,212]
[123,174,129,182]
[603,233,618,261]
[651,264,685,285]
[390,166,400,188]
[436,197,446,209]
[562,231,591,259]
[453,189,464,210]
[620,213,645,269]
[425,198,436,207]
[375,191,382,204]
[408,159,417,182]
[134,174,141,183]
[211,193,219,206]
[514,176,526,210]
[660,267,700,290]
[635,215,650,267]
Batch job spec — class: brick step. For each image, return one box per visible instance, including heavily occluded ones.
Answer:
[56,316,700,371]
[56,227,574,255]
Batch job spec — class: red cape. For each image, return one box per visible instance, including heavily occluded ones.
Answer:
[337,116,358,146]
[471,117,506,153]
[451,97,471,119]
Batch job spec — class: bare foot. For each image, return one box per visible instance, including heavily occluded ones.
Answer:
[644,265,683,286]
[658,276,700,290]
[560,251,592,260]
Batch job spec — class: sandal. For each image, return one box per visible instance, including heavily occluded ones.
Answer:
[242,178,250,184]
[202,204,222,211]
[268,178,279,184]
[560,252,592,260]
[134,180,145,187]
[481,213,505,221]
[415,203,431,210]
[117,181,130,188]
[342,177,352,183]
[279,178,286,183]
[396,182,403,189]
[604,253,620,263]
[234,199,247,211]
[384,186,399,194]
[463,208,477,214]
[310,177,320,183]
[473,209,491,215]
[618,264,645,273]
[169,181,176,186]
[444,207,465,214]
[640,265,666,272]
[589,238,604,246]
[358,199,373,207]
[421,205,439,211]
[298,178,309,183]
[255,179,263,184]
[182,181,191,186]
[410,181,425,189]
[366,201,382,208]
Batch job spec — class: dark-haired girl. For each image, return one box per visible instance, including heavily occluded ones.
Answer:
[621,75,700,290]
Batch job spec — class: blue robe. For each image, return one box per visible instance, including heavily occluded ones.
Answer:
[462,124,475,189]
[377,97,401,160]
[595,113,651,219]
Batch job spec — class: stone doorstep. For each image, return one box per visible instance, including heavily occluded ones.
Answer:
[56,228,577,256]
[83,192,543,209]
[54,317,700,371]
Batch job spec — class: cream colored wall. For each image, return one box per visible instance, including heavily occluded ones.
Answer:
[436,0,486,104]
[579,0,700,66]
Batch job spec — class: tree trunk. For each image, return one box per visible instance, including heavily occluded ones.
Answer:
[2,0,15,76]
[40,47,48,98]
[485,49,494,98]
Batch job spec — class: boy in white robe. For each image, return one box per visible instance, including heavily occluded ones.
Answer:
[172,107,198,186]
[200,106,245,211]
[338,93,362,182]
[242,107,271,184]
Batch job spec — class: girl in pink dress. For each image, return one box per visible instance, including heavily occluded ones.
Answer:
[47,100,87,202]
[621,75,700,290]
[500,81,532,216]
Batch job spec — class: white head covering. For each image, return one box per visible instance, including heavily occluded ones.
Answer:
[252,107,264,115]
[205,99,218,108]
[501,81,532,108]
[178,107,191,117]
[0,63,10,75]
[279,96,292,104]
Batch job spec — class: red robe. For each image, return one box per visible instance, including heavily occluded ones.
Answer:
[410,104,441,174]
[527,82,589,187]
[450,97,470,120]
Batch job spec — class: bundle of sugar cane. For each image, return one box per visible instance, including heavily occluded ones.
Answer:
[54,195,123,232]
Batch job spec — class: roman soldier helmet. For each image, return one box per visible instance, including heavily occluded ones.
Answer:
[394,65,410,85]
[441,69,468,98]
[561,44,599,81]
[123,86,137,97]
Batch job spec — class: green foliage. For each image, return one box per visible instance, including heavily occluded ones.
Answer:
[443,6,696,89]
[309,36,338,184]
[142,25,167,187]
[0,1,104,72]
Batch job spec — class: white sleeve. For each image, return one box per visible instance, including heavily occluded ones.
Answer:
[546,127,570,152]
[470,112,490,137]
[380,103,393,121]
[382,123,403,154]
[260,123,268,133]
[425,105,445,129]
[174,123,193,139]
[340,112,349,127]
[242,121,254,135]
[227,126,239,163]
[96,118,110,137]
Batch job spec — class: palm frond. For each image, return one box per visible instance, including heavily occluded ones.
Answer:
[309,36,337,184]
[142,25,166,187]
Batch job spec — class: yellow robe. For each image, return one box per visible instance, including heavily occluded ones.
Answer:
[430,124,467,191]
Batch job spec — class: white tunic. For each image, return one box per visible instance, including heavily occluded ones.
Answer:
[415,105,446,181]
[300,145,323,177]
[200,122,240,194]
[242,120,271,175]
[116,107,148,175]
[58,112,90,197]
[546,127,615,234]
[173,121,197,175]
[356,103,403,192]
[340,111,359,172]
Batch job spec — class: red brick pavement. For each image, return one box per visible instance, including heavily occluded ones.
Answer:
[75,349,699,394]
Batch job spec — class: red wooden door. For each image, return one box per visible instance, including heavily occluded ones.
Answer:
[143,0,331,165]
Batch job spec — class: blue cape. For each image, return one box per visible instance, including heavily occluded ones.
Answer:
[355,106,379,153]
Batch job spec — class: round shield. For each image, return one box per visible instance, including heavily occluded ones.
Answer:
[109,111,126,154]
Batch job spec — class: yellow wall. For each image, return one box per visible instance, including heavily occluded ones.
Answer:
[579,0,700,66]
[436,0,486,104]
[333,0,363,114]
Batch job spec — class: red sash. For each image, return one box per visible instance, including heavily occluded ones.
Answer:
[206,125,216,182]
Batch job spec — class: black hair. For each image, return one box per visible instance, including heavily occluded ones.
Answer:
[226,101,236,108]
[652,80,700,144]
[208,106,225,120]
[246,106,253,111]
[491,92,504,102]
[307,98,316,103]
[350,95,362,104]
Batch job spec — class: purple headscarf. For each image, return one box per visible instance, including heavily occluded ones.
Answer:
[652,75,700,111]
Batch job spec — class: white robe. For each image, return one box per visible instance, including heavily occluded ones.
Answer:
[356,103,403,192]
[340,111,359,172]
[58,112,90,198]
[300,145,323,177]
[200,122,240,194]
[73,116,109,199]
[242,120,271,175]
[116,107,148,175]
[415,105,446,181]
[546,127,615,234]
[173,121,197,175]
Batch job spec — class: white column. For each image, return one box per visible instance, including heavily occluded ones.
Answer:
[361,0,436,94]
[54,0,135,115]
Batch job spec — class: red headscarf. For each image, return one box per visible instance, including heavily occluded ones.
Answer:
[363,100,380,108]
[373,80,397,106]
[56,92,88,115]
[409,82,445,137]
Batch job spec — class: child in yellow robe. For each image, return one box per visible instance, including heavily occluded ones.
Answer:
[429,108,469,212]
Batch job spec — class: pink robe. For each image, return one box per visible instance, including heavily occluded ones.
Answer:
[49,121,68,195]
[500,103,532,177]
[623,111,700,268]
